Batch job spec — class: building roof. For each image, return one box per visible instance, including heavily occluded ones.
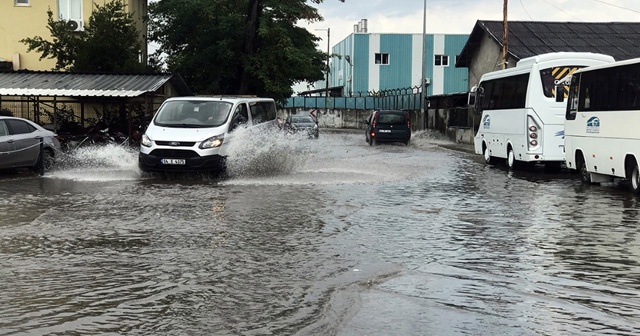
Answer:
[457,20,640,67]
[0,71,193,97]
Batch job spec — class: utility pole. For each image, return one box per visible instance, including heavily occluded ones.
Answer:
[326,27,330,114]
[502,0,508,69]
[420,0,427,130]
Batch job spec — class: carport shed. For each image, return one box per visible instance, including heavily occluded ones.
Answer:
[0,71,192,139]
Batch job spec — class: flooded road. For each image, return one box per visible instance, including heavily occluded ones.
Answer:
[1,130,639,335]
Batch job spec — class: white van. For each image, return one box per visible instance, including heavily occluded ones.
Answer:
[138,96,279,173]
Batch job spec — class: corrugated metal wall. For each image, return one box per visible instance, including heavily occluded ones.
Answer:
[353,34,369,94]
[443,34,471,94]
[379,34,413,90]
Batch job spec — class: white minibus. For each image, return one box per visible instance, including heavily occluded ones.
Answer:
[563,57,640,193]
[470,52,614,170]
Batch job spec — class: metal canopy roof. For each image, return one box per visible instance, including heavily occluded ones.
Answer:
[457,20,640,67]
[0,71,187,97]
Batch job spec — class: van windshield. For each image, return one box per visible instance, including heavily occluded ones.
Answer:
[153,101,232,128]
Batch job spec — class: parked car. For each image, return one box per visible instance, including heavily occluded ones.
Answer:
[283,115,319,139]
[365,110,411,146]
[0,116,61,172]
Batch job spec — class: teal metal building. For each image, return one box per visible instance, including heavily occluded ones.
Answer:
[329,32,470,97]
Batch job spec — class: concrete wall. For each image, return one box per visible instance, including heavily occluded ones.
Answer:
[466,33,517,90]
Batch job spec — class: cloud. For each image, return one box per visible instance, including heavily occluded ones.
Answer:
[301,0,640,48]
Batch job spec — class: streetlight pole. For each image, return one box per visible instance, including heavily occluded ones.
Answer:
[420,0,427,130]
[316,28,330,118]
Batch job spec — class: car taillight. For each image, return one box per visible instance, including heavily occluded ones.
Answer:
[406,112,411,128]
[372,114,377,128]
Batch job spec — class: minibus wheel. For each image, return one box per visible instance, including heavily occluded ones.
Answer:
[507,146,518,170]
[577,154,591,184]
[630,163,640,195]
[483,143,494,165]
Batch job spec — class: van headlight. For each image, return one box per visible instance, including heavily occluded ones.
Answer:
[200,135,224,149]
[141,134,152,147]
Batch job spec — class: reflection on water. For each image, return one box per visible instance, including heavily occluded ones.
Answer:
[1,132,640,335]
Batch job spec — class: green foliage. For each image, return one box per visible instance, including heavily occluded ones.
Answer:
[21,0,149,73]
[149,0,337,103]
[20,10,84,71]
[75,1,144,72]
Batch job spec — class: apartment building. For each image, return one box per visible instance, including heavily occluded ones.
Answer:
[0,0,147,71]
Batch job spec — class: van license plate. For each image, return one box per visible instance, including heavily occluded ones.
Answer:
[161,159,186,165]
[379,130,391,133]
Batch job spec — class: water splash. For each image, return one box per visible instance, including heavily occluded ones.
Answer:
[224,126,312,178]
[409,129,458,150]
[48,144,141,181]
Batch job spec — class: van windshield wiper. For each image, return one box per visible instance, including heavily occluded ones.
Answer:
[158,123,205,128]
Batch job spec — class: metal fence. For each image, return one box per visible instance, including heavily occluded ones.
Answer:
[286,86,425,111]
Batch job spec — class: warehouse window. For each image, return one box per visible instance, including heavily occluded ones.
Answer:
[15,0,30,6]
[435,55,449,67]
[375,53,389,65]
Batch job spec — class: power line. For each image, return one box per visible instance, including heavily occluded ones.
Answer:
[538,0,582,21]
[519,0,533,20]
[591,0,640,14]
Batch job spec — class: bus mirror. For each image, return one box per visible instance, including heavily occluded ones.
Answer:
[555,85,566,103]
[468,86,477,106]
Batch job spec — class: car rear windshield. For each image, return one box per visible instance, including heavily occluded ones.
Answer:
[377,113,406,125]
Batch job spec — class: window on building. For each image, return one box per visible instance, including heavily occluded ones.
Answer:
[375,53,389,65]
[58,0,83,20]
[15,0,30,6]
[435,55,449,67]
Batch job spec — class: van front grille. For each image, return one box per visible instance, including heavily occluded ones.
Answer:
[155,141,196,147]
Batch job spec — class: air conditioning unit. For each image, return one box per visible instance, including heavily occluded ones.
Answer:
[66,19,84,32]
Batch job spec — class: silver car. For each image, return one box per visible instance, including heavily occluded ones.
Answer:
[0,116,61,172]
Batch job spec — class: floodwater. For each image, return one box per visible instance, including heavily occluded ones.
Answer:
[1,128,639,335]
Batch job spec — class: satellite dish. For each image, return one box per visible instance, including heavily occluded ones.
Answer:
[66,20,79,31]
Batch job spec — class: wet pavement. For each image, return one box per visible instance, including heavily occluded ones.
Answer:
[1,129,639,335]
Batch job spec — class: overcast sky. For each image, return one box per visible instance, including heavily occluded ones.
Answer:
[301,0,640,49]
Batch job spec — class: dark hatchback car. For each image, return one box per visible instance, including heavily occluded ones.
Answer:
[284,115,319,139]
[365,110,411,146]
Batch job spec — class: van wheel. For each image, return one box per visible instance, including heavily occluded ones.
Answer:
[577,154,591,184]
[483,143,494,165]
[371,138,378,146]
[404,139,410,146]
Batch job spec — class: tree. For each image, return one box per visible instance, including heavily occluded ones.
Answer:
[149,0,340,103]
[21,0,150,73]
